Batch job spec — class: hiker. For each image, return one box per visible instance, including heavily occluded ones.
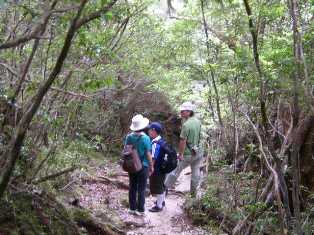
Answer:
[148,122,166,212]
[125,114,154,216]
[165,101,202,197]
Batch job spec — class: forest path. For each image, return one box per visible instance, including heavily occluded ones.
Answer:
[77,161,208,235]
[123,167,207,235]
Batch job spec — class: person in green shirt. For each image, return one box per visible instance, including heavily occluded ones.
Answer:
[164,101,202,197]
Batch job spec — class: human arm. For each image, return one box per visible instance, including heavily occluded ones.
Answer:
[146,151,154,175]
[178,122,189,160]
[142,135,154,175]
[178,138,186,161]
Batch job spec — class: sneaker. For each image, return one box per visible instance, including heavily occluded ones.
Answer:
[154,200,165,207]
[128,209,136,215]
[149,206,163,212]
[135,211,145,216]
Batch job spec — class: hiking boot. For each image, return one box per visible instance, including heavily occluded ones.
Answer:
[149,206,163,212]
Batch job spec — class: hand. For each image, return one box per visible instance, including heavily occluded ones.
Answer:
[149,165,154,176]
[177,153,184,161]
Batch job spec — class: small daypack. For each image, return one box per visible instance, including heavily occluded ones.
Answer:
[155,139,178,174]
[121,135,143,173]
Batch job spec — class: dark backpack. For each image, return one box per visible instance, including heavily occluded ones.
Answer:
[121,135,143,173]
[155,139,178,174]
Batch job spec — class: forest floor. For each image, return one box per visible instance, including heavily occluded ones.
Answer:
[70,158,209,235]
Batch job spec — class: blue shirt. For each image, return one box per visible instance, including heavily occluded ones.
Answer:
[125,132,152,167]
[152,136,164,174]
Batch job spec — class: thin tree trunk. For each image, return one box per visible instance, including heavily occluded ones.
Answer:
[12,31,45,102]
[242,0,292,230]
[288,0,303,233]
[200,0,224,130]
[242,0,267,128]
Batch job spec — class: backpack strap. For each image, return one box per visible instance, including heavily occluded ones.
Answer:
[152,138,165,147]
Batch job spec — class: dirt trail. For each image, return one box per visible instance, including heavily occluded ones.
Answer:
[77,162,208,235]
[125,167,207,235]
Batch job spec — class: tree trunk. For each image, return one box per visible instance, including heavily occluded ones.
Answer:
[200,0,224,130]
[242,0,292,231]
[288,0,303,233]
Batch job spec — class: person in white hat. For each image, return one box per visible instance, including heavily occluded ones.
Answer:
[164,101,202,197]
[126,114,154,216]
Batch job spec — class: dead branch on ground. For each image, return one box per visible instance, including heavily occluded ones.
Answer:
[33,166,77,184]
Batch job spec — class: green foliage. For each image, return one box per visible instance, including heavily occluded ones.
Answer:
[245,143,258,159]
[202,188,222,209]
[0,0,314,233]
[0,191,78,234]
[244,201,267,214]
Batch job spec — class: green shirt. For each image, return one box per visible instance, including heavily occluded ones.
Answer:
[180,116,201,156]
[125,133,152,167]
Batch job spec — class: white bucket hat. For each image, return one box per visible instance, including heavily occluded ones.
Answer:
[130,114,149,131]
[179,101,195,112]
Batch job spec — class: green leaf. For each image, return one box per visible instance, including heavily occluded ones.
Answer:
[104,11,113,20]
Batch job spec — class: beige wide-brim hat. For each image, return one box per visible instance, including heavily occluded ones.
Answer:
[130,114,149,131]
[179,101,195,112]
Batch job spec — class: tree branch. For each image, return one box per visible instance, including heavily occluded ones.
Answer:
[75,0,118,29]
[33,166,77,184]
[0,1,58,50]
[0,62,19,77]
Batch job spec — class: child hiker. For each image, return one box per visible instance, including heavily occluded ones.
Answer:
[148,122,166,212]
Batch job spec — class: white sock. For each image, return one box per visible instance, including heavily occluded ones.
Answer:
[156,194,164,208]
